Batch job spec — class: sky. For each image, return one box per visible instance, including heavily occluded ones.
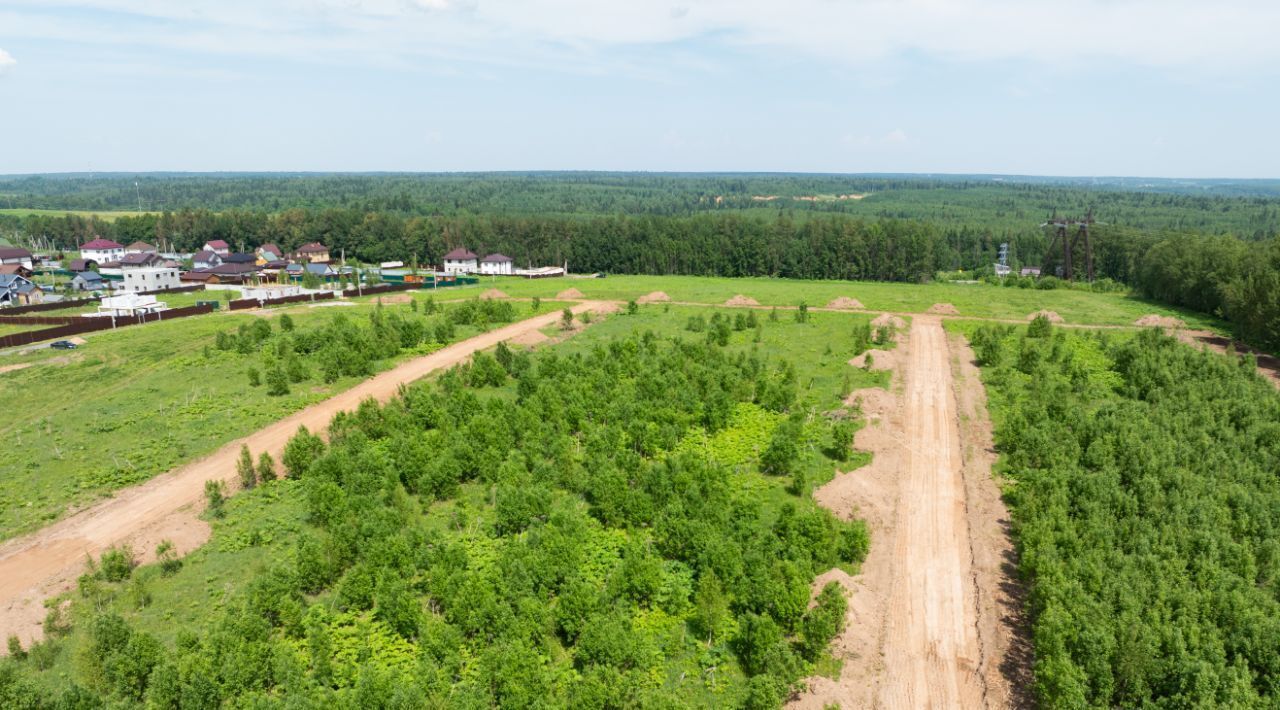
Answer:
[0,0,1277,177]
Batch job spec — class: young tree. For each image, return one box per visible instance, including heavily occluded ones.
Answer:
[626,300,638,315]
[282,426,325,478]
[560,308,575,331]
[257,451,277,482]
[266,364,290,396]
[246,367,261,387]
[800,582,848,660]
[237,444,257,490]
[279,313,295,331]
[155,540,182,576]
[795,301,809,323]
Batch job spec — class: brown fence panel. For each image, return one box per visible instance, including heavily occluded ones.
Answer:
[229,291,337,310]
[0,314,84,326]
[0,297,99,314]
[0,304,215,349]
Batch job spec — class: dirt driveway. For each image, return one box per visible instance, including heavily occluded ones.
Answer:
[0,302,607,648]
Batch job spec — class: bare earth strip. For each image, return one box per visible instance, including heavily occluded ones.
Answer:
[0,302,607,648]
[798,316,1022,709]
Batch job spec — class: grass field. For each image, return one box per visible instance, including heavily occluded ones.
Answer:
[0,208,153,221]
[23,299,887,702]
[0,296,557,541]
[474,275,1222,330]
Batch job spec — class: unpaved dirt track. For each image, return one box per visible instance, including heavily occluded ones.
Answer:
[0,302,607,648]
[797,316,1016,709]
[878,316,986,708]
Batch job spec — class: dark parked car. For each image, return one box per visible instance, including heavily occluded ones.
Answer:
[50,340,77,350]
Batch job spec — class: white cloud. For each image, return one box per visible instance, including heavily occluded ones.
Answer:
[885,128,908,145]
[0,49,16,74]
[3,1,1279,75]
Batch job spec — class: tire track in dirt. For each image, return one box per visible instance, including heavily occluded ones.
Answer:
[0,302,611,649]
[796,316,1018,709]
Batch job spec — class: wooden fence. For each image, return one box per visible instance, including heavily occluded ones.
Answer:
[0,304,215,349]
[228,291,337,311]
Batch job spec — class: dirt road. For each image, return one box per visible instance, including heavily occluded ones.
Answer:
[799,316,1016,709]
[0,302,607,648]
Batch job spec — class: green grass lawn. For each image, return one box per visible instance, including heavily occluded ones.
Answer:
[0,298,510,541]
[0,208,153,221]
[472,274,1222,330]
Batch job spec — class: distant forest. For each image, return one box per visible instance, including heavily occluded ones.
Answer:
[2,173,1279,349]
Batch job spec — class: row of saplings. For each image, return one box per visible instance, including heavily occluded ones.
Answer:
[1,327,865,709]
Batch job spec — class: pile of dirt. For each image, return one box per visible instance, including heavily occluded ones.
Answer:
[66,337,88,346]
[556,288,586,299]
[636,291,670,304]
[872,313,907,330]
[1135,314,1186,328]
[478,289,509,300]
[1026,310,1064,323]
[850,348,895,371]
[724,294,760,307]
[377,294,413,304]
[928,303,960,315]
[826,296,865,309]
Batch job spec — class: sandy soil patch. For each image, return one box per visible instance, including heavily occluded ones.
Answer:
[928,302,961,315]
[1177,330,1280,391]
[724,294,760,307]
[1135,314,1186,328]
[508,329,550,348]
[826,297,865,310]
[636,291,670,304]
[849,348,894,371]
[0,302,609,651]
[871,313,907,331]
[478,289,509,300]
[1027,310,1064,323]
[308,301,356,308]
[556,288,586,299]
[376,294,413,304]
[0,363,33,375]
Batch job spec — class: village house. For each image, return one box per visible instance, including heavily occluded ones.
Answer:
[0,273,44,306]
[295,242,330,263]
[222,252,257,266]
[122,266,181,293]
[125,241,158,255]
[479,253,514,276]
[202,239,231,256]
[255,244,284,264]
[0,264,33,279]
[68,258,95,272]
[0,247,34,270]
[70,271,106,291]
[443,247,479,275]
[192,251,223,269]
[1021,267,1042,277]
[80,238,125,265]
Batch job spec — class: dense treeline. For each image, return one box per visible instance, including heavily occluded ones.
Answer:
[1,324,868,707]
[974,321,1280,707]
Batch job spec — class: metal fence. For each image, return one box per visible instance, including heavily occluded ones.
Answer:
[0,304,215,349]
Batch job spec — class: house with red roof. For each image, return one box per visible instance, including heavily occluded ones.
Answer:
[202,239,231,256]
[80,238,125,265]
[294,242,330,264]
[443,247,479,275]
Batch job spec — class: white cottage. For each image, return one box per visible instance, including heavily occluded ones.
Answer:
[479,253,514,276]
[442,248,479,275]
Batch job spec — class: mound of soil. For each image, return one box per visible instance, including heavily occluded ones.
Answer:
[1026,310,1064,323]
[872,313,907,330]
[827,297,865,309]
[1135,314,1186,328]
[636,291,670,304]
[724,294,760,307]
[850,349,895,372]
[479,289,509,300]
[556,288,586,299]
[928,303,960,315]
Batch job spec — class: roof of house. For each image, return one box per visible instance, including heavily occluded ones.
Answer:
[262,260,289,269]
[258,243,283,256]
[120,252,163,266]
[0,264,29,275]
[285,263,304,273]
[0,274,38,293]
[74,271,104,282]
[204,239,230,249]
[208,263,260,275]
[80,238,123,250]
[296,242,328,253]
[192,251,221,263]
[0,247,32,260]
[125,241,156,252]
[68,258,93,271]
[180,271,217,282]
[305,263,334,275]
[481,253,513,263]
[222,252,257,264]
[443,247,479,260]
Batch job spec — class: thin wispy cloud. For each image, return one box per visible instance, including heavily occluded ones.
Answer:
[0,48,16,74]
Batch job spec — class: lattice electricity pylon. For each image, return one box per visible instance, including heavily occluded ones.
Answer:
[1041,209,1095,281]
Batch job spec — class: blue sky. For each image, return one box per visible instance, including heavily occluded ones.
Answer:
[1,0,1277,177]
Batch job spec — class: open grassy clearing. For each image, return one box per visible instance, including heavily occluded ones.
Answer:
[0,297,559,541]
[0,208,154,221]
[12,301,888,706]
[478,274,1222,329]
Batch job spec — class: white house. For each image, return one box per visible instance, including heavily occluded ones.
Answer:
[95,292,167,317]
[192,251,223,269]
[442,247,478,275]
[203,240,231,256]
[0,247,34,270]
[125,241,158,255]
[122,267,181,293]
[479,253,514,276]
[80,238,125,265]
